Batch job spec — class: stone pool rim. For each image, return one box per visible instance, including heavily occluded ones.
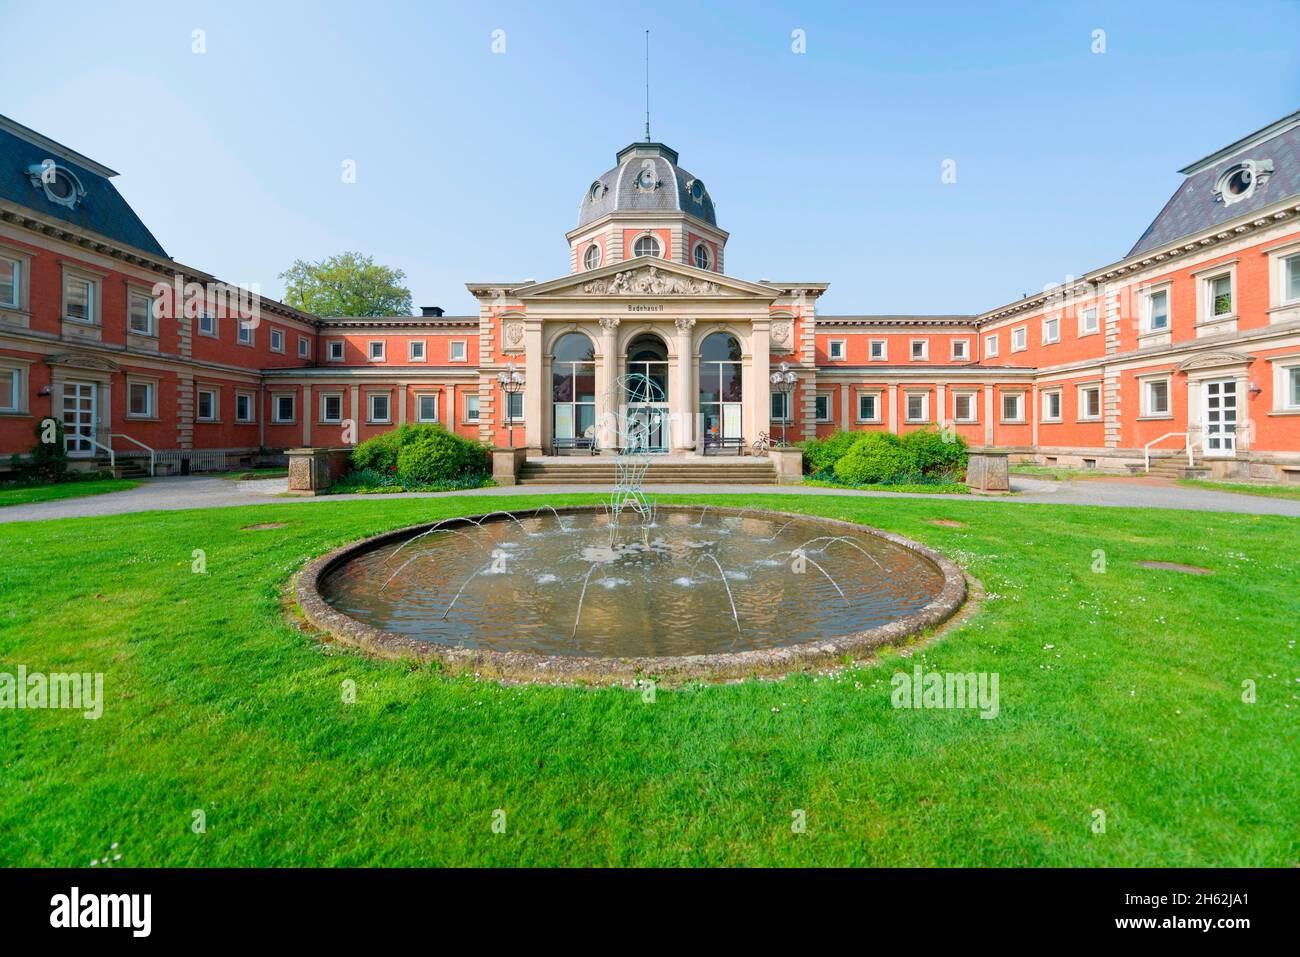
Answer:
[294,504,968,684]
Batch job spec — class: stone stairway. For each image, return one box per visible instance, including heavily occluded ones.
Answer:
[517,456,777,485]
[1128,453,1210,480]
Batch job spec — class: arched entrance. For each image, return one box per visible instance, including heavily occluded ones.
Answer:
[699,331,743,446]
[624,333,670,453]
[551,332,597,448]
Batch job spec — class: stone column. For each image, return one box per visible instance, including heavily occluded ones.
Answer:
[302,384,311,447]
[673,317,696,452]
[1234,373,1249,453]
[984,387,995,447]
[840,384,850,430]
[523,319,544,454]
[936,384,947,431]
[349,385,360,444]
[596,317,620,453]
[751,318,771,449]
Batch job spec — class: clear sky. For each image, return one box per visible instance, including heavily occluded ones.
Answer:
[2,0,1298,316]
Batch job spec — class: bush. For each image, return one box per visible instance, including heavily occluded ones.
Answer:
[349,424,489,486]
[8,417,69,483]
[801,430,860,477]
[833,432,920,485]
[903,428,969,475]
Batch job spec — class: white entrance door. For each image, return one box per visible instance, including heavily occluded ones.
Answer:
[62,381,97,457]
[1202,379,1236,457]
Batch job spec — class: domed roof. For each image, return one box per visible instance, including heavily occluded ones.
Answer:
[578,142,717,228]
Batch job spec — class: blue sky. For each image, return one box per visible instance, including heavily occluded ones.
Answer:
[1,0,1298,315]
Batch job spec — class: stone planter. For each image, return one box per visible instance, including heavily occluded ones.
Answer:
[965,450,1010,492]
[491,447,527,486]
[769,446,804,485]
[286,447,353,495]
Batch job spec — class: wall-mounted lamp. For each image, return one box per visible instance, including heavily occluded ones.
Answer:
[38,385,51,397]
[1248,382,1263,396]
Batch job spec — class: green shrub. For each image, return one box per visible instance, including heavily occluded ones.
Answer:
[350,424,420,472]
[833,432,921,485]
[395,428,490,484]
[11,417,69,483]
[902,428,968,475]
[801,430,860,477]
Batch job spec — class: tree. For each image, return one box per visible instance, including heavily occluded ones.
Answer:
[279,251,413,317]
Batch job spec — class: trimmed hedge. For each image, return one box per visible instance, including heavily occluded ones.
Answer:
[349,424,489,485]
[829,428,969,486]
[800,431,861,478]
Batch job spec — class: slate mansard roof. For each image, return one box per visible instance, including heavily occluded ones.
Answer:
[0,114,168,259]
[577,141,717,228]
[1128,110,1300,257]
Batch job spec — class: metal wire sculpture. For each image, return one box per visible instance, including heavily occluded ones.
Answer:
[604,372,667,527]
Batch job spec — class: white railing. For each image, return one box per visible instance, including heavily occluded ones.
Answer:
[1144,432,1193,473]
[110,434,155,477]
[66,434,114,470]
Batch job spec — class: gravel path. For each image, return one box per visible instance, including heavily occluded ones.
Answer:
[1,473,1298,523]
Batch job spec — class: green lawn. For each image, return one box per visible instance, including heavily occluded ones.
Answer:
[802,478,969,494]
[0,494,1296,866]
[1177,478,1300,501]
[0,478,138,508]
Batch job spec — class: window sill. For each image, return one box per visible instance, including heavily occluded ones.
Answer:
[196,419,222,425]
[1136,414,1174,421]
[1000,420,1027,425]
[408,358,427,364]
[1266,409,1300,416]
[125,415,159,422]
[0,410,31,418]
[1198,314,1236,326]
[235,420,256,426]
[954,419,978,426]
[1077,328,1100,338]
[1077,416,1102,423]
[1040,417,1062,424]
[367,421,392,426]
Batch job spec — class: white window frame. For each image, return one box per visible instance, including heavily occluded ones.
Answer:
[196,386,220,423]
[505,390,524,422]
[367,392,391,424]
[127,290,156,336]
[367,340,385,362]
[814,393,832,423]
[1195,263,1237,324]
[1010,327,1027,352]
[952,389,978,424]
[869,339,887,361]
[237,320,254,346]
[984,333,999,357]
[463,392,480,422]
[198,312,217,337]
[827,339,846,361]
[1078,305,1100,337]
[298,336,310,359]
[1140,284,1172,334]
[909,338,929,361]
[408,340,427,362]
[904,391,929,423]
[415,393,439,423]
[320,392,344,424]
[449,340,468,362]
[327,340,344,362]
[692,242,712,270]
[1281,252,1300,307]
[1140,375,1172,418]
[583,244,601,270]
[632,233,662,258]
[0,253,21,310]
[1041,315,1060,345]
[856,391,881,423]
[1077,383,1102,422]
[1000,391,1026,423]
[125,379,156,419]
[1041,388,1063,423]
[951,338,969,361]
[62,272,97,324]
[272,393,296,424]
[771,391,791,423]
[269,328,285,354]
[1273,360,1300,412]
[235,391,255,424]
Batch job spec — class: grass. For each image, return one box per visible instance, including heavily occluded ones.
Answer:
[0,493,1296,866]
[219,468,289,481]
[1177,478,1300,501]
[0,478,138,508]
[802,477,969,494]
[1011,465,1124,481]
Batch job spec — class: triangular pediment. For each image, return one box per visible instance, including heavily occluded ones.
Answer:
[513,257,781,300]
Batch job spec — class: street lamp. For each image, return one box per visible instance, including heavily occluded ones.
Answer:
[497,362,525,447]
[769,362,798,447]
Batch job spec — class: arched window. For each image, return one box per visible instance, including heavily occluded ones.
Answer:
[693,242,712,270]
[552,332,596,445]
[583,244,601,270]
[699,332,743,442]
[633,235,662,258]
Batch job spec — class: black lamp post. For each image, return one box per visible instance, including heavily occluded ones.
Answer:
[497,363,524,447]
[769,362,797,446]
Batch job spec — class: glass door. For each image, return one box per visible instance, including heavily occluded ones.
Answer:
[62,381,97,457]
[625,334,669,453]
[1203,379,1236,457]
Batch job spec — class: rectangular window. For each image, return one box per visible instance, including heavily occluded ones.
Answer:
[198,313,217,336]
[0,255,19,308]
[368,393,390,423]
[771,391,790,422]
[128,292,154,335]
[869,339,887,360]
[1290,367,1300,407]
[368,341,385,361]
[321,393,343,423]
[1080,306,1099,335]
[196,388,217,422]
[127,381,153,418]
[238,321,253,345]
[1001,392,1024,422]
[1209,274,1232,317]
[1042,389,1062,421]
[1079,385,1101,420]
[827,340,846,360]
[951,339,969,360]
[905,392,928,422]
[1147,290,1169,331]
[1145,379,1170,416]
[270,328,285,353]
[910,339,928,360]
[857,392,878,422]
[984,333,999,357]
[1285,254,1300,304]
[0,368,19,411]
[327,340,344,361]
[1011,327,1027,352]
[409,340,426,362]
[450,340,467,362]
[417,394,438,422]
[464,393,480,420]
[814,394,831,422]
[274,394,295,423]
[953,391,976,423]
[64,275,93,322]
[506,391,524,420]
[1042,316,1060,344]
[298,336,310,358]
[235,393,254,423]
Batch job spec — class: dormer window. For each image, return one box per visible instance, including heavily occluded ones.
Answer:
[635,166,658,191]
[688,179,706,202]
[1213,159,1272,206]
[27,162,86,209]
[588,181,606,202]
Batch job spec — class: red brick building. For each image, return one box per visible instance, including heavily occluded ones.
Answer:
[2,113,1298,480]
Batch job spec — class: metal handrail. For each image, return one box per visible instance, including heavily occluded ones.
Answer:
[110,433,155,477]
[1143,432,1193,473]
[66,434,115,470]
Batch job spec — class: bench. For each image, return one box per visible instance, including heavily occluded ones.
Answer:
[551,436,598,456]
[703,434,745,456]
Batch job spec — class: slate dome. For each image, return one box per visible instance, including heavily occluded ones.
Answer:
[578,142,717,228]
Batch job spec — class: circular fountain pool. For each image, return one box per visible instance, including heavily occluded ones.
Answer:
[297,506,966,683]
